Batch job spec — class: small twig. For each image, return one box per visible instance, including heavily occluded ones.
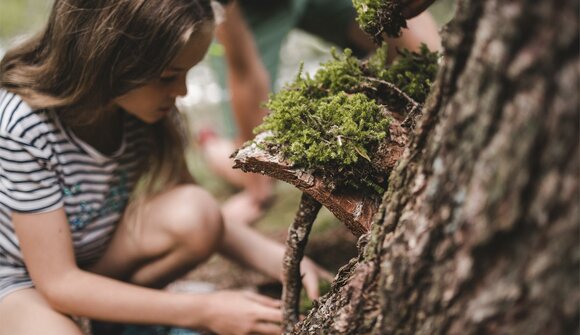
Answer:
[281,193,322,334]
[361,77,423,129]
[401,102,423,129]
[365,77,420,112]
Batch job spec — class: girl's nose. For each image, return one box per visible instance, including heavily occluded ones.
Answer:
[170,76,188,97]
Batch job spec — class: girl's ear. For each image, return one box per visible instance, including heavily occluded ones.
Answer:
[210,0,227,25]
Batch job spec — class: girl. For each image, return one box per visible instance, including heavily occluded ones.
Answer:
[0,1,329,334]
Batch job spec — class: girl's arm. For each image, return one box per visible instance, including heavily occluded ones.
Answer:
[218,214,333,299]
[13,209,282,334]
[14,209,205,326]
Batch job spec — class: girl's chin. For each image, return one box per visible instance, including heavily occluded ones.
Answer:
[128,107,173,124]
[137,113,167,124]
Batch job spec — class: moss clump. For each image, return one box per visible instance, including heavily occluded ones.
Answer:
[257,84,389,194]
[311,44,438,104]
[259,91,389,168]
[367,44,439,102]
[312,49,365,95]
[255,45,438,195]
[353,0,407,43]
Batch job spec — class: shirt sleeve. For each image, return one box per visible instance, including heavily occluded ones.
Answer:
[0,132,63,213]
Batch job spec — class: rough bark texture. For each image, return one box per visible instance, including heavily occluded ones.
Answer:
[282,194,322,333]
[295,0,579,334]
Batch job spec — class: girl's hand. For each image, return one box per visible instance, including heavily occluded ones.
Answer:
[300,257,334,300]
[401,0,437,19]
[201,290,282,335]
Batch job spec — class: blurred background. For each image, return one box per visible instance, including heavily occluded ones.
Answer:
[0,0,456,288]
[0,0,455,138]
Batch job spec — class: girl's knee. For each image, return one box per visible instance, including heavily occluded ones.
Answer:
[163,185,224,255]
[0,289,83,335]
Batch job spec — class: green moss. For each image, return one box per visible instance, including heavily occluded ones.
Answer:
[254,46,438,196]
[370,44,440,102]
[353,0,407,42]
[312,49,365,94]
[258,91,389,168]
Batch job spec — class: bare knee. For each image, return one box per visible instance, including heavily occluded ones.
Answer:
[161,185,224,260]
[98,185,225,287]
[0,289,83,335]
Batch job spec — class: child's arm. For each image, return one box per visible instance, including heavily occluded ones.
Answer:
[216,1,270,144]
[211,1,274,204]
[13,209,282,333]
[218,215,333,299]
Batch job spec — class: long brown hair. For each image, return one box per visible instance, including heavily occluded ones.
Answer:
[0,0,215,197]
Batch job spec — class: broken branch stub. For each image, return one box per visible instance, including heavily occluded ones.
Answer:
[232,114,409,236]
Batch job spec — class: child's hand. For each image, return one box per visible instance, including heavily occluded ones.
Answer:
[222,190,266,226]
[201,290,282,335]
[300,258,334,300]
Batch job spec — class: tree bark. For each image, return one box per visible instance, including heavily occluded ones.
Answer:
[295,0,579,334]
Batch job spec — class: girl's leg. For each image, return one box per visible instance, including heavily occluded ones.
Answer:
[0,185,221,334]
[0,289,83,335]
[88,184,224,288]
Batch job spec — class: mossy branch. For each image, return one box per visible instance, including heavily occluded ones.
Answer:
[232,133,382,236]
[233,44,437,234]
[252,44,438,197]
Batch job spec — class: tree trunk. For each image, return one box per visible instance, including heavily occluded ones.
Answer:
[295,0,579,334]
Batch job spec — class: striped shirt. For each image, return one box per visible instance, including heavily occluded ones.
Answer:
[0,89,150,300]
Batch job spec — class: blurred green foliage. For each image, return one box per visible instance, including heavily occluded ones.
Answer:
[0,0,50,42]
[428,0,457,26]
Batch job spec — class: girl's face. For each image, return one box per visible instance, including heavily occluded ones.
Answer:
[114,27,213,124]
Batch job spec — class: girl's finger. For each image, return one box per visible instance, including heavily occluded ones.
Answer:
[302,272,320,300]
[252,322,282,335]
[244,291,282,308]
[255,305,283,323]
[320,269,334,281]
